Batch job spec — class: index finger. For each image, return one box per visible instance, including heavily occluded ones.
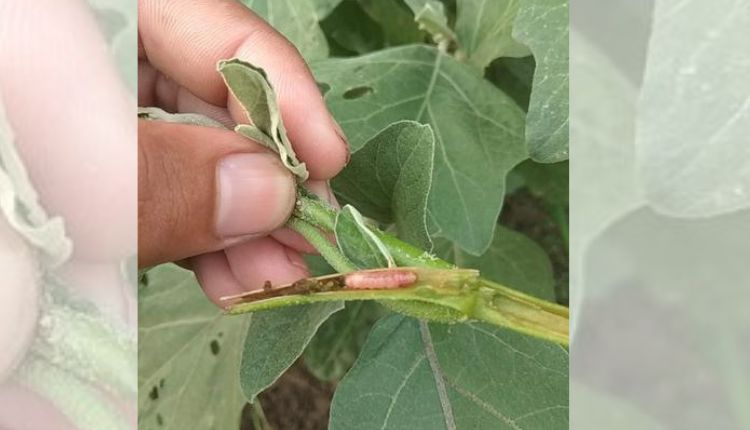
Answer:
[138,0,348,179]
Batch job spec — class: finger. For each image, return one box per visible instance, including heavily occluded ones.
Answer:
[138,60,159,106]
[270,179,340,252]
[139,61,235,127]
[138,120,296,267]
[192,239,308,307]
[271,228,317,254]
[139,0,348,179]
[0,383,78,430]
[176,87,235,129]
[0,0,136,262]
[191,251,243,306]
[224,237,308,290]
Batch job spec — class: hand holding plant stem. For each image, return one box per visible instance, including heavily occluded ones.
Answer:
[146,57,570,346]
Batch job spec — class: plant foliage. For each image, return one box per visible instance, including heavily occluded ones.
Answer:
[139,1,570,428]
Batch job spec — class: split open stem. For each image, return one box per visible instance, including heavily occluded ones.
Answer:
[292,193,569,345]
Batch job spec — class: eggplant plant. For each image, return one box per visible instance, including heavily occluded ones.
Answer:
[139,0,569,429]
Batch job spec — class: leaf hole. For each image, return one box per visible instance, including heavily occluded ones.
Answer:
[210,339,221,355]
[343,85,374,99]
[149,386,159,401]
[156,413,164,426]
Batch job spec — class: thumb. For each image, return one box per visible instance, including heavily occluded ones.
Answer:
[138,120,296,267]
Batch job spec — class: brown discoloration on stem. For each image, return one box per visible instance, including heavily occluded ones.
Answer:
[220,273,347,306]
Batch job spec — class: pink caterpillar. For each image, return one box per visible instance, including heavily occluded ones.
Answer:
[344,268,419,290]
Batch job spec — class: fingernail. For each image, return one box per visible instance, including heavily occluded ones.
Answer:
[216,153,295,238]
[323,181,340,208]
[284,247,309,273]
[305,180,340,208]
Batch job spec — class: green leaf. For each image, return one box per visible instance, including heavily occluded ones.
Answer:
[434,225,556,301]
[330,316,569,430]
[571,383,666,430]
[321,0,384,55]
[312,0,344,19]
[237,0,329,61]
[405,0,457,49]
[335,205,395,268]
[138,264,249,430]
[635,0,750,217]
[303,301,386,381]
[512,0,569,162]
[217,59,309,181]
[516,160,569,207]
[239,302,343,401]
[89,0,137,92]
[331,120,435,249]
[304,254,336,277]
[455,0,530,69]
[314,46,527,255]
[359,0,425,47]
[486,55,535,111]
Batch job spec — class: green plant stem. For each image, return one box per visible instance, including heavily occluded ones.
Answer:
[228,279,569,345]
[228,287,466,315]
[32,299,137,401]
[294,192,337,231]
[295,192,336,231]
[291,193,569,345]
[476,280,569,345]
[295,194,452,269]
[374,232,454,269]
[17,355,129,430]
[287,217,356,273]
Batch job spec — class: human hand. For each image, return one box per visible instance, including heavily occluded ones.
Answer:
[1,0,137,427]
[138,0,348,304]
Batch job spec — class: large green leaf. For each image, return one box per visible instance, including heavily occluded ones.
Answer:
[330,316,569,430]
[486,55,535,112]
[359,0,425,47]
[312,0,344,19]
[513,0,569,162]
[238,0,330,61]
[138,264,249,430]
[571,383,666,429]
[434,225,556,301]
[331,120,435,249]
[313,45,526,255]
[321,0,384,55]
[303,301,386,381]
[635,0,750,217]
[239,302,343,401]
[517,160,569,207]
[455,0,529,69]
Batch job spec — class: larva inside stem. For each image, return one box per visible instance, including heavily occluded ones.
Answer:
[344,269,419,290]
